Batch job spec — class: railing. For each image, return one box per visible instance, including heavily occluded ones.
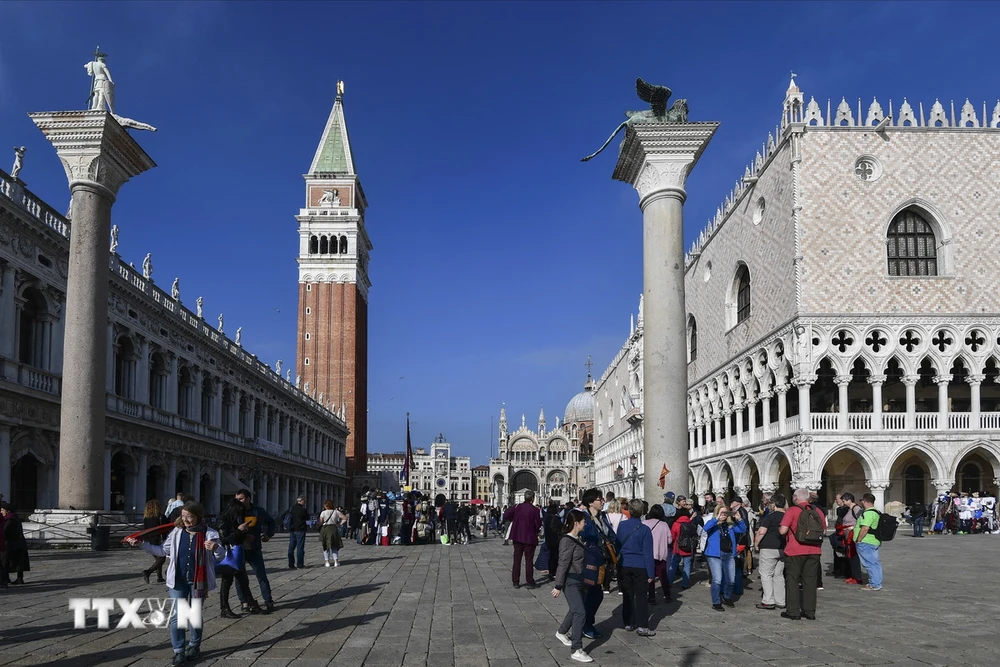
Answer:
[783,414,800,434]
[882,413,906,430]
[847,413,872,430]
[982,413,1000,429]
[19,364,60,395]
[949,413,971,430]
[914,413,939,429]
[811,413,838,430]
[0,168,71,239]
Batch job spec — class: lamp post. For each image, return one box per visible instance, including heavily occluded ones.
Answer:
[628,454,640,500]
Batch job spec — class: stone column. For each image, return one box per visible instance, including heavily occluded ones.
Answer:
[213,467,222,515]
[734,405,744,448]
[776,384,789,435]
[611,120,718,502]
[103,449,112,511]
[722,410,732,451]
[167,458,177,497]
[136,451,148,508]
[259,474,268,514]
[869,375,885,431]
[0,263,15,359]
[903,375,918,429]
[867,481,890,511]
[30,111,155,509]
[270,475,279,515]
[968,374,984,429]
[835,375,851,431]
[794,375,814,432]
[761,393,772,439]
[933,478,954,498]
[934,375,952,429]
[0,425,11,502]
[746,399,757,445]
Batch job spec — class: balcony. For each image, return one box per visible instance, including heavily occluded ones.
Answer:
[0,358,61,396]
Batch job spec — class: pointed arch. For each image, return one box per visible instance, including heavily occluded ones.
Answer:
[949,440,1000,481]
[887,441,947,480]
[817,441,882,480]
[883,198,954,276]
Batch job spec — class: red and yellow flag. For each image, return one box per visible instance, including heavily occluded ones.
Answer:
[657,464,670,489]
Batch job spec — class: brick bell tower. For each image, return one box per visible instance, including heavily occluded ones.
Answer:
[296,81,371,477]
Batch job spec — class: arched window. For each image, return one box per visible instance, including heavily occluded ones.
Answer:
[339,236,348,254]
[735,266,751,323]
[688,315,698,362]
[309,236,318,254]
[319,236,329,254]
[17,288,50,369]
[887,209,937,276]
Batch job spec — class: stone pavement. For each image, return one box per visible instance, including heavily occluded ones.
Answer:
[0,530,997,667]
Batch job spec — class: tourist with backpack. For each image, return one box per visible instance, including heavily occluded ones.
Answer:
[777,488,827,620]
[669,508,698,589]
[854,493,891,591]
[703,504,747,611]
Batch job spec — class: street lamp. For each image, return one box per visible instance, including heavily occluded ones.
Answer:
[628,454,639,500]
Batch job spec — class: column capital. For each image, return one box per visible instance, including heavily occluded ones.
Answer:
[833,375,853,387]
[759,484,777,494]
[932,478,955,492]
[773,383,789,395]
[966,374,986,386]
[612,122,720,205]
[867,374,887,386]
[792,375,817,388]
[902,375,919,387]
[28,110,155,198]
[866,480,891,491]
[933,374,953,386]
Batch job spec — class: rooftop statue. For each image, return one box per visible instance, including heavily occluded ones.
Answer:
[11,146,25,180]
[85,47,157,132]
[581,78,689,162]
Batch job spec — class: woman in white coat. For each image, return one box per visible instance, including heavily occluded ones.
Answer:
[126,501,224,666]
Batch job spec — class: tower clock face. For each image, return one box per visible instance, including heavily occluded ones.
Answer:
[436,478,447,488]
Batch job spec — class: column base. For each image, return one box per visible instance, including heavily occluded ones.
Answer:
[24,509,135,547]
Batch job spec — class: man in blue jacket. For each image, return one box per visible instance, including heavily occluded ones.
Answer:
[617,499,656,636]
[234,488,276,613]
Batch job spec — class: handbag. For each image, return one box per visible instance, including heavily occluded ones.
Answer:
[215,544,245,575]
[534,542,551,572]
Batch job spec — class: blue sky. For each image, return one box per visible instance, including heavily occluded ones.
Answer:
[0,1,990,465]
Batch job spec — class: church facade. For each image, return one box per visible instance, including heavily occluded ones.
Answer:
[490,379,596,507]
[593,80,1000,512]
[296,84,372,480]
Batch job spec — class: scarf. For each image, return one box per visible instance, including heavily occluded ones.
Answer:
[188,525,209,599]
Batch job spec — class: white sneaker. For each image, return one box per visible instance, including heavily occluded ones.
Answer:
[555,631,572,647]
[334,561,340,567]
[571,649,593,663]
[324,562,331,567]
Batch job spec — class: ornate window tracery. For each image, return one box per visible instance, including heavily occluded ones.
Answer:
[887,209,938,276]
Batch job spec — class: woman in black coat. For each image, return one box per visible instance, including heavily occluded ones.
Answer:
[141,499,168,584]
[543,501,563,578]
[0,503,29,585]
[216,498,261,617]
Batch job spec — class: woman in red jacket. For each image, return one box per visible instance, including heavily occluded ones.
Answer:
[668,508,698,589]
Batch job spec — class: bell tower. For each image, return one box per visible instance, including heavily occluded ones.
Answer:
[296,81,372,476]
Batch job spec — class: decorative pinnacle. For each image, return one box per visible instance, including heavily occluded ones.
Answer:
[336,80,345,97]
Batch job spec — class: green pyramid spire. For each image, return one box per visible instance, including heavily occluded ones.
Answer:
[308,84,354,175]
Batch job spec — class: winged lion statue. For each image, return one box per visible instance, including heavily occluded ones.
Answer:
[581,78,688,162]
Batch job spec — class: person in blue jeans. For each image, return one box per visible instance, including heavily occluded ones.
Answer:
[703,505,746,611]
[579,488,616,639]
[853,494,883,590]
[910,501,927,538]
[127,501,224,666]
[233,488,276,613]
[287,496,309,568]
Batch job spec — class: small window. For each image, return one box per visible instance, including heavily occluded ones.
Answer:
[306,285,312,292]
[688,315,698,362]
[305,333,311,340]
[736,266,751,323]
[304,358,310,366]
[306,307,311,314]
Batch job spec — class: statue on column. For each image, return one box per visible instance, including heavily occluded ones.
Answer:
[196,297,204,319]
[110,225,119,253]
[85,47,158,132]
[235,327,242,346]
[171,278,180,300]
[581,78,689,161]
[142,253,153,280]
[10,146,25,180]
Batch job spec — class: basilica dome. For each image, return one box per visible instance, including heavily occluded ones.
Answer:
[564,382,595,424]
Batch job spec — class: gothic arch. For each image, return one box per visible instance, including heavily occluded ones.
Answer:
[10,429,55,467]
[886,441,947,480]
[817,441,882,480]
[949,440,1000,481]
[762,447,792,487]
[883,198,954,275]
[693,464,713,493]
[732,452,762,489]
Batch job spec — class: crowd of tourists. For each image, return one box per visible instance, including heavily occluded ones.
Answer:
[498,486,896,663]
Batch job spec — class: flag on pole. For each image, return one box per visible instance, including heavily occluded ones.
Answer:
[658,464,669,489]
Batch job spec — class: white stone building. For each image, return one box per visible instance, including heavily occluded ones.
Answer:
[0,167,349,519]
[593,79,1000,511]
[370,437,472,501]
[490,389,596,507]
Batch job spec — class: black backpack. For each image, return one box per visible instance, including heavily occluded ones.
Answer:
[794,504,826,546]
[677,522,699,553]
[863,509,898,542]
